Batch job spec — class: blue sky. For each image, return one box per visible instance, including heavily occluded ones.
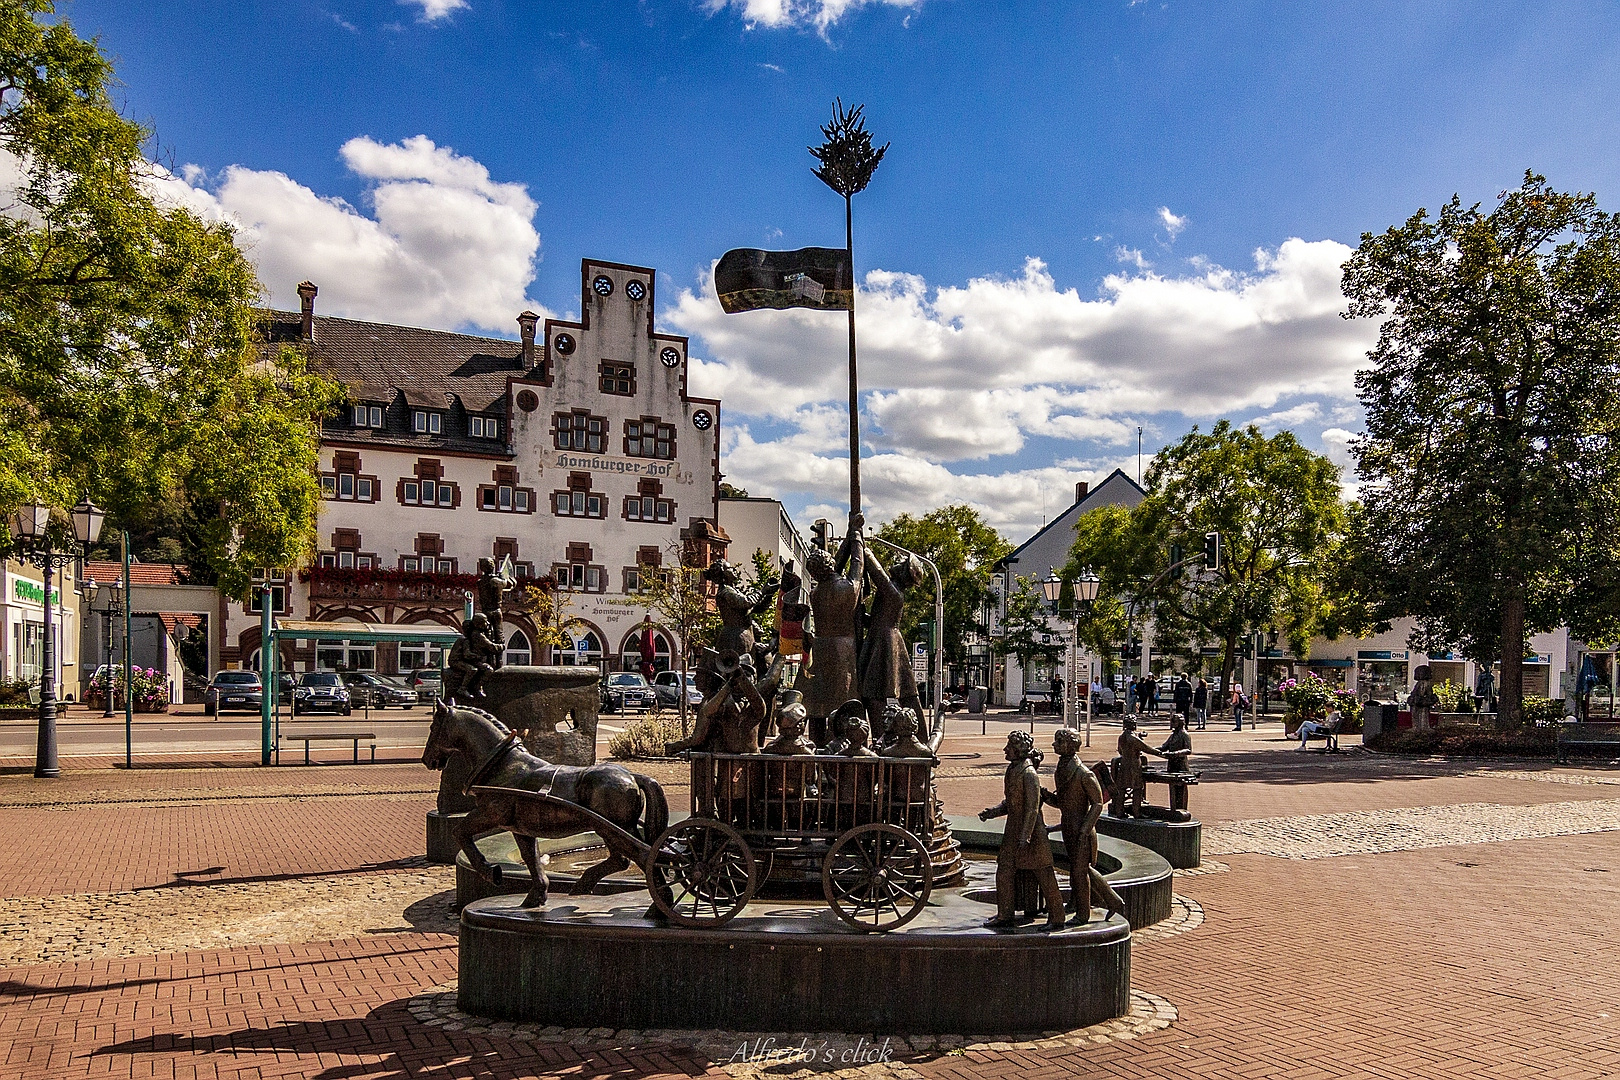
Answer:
[67,0,1620,540]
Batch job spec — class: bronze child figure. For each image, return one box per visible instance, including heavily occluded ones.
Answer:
[979,730,1066,930]
[1043,728,1125,924]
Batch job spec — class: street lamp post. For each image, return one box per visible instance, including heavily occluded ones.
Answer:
[93,578,123,718]
[8,498,106,778]
[1041,570,1065,734]
[1073,572,1100,746]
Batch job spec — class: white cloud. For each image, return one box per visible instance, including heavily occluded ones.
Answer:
[400,0,468,22]
[1158,205,1187,240]
[676,240,1372,421]
[704,0,924,33]
[1114,246,1152,270]
[677,241,1376,539]
[154,136,545,333]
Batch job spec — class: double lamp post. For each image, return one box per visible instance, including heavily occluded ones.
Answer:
[7,498,106,778]
[1043,568,1100,745]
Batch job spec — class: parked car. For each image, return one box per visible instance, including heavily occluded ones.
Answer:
[341,672,418,709]
[408,668,444,703]
[601,672,657,714]
[652,670,703,709]
[292,671,352,716]
[203,670,263,716]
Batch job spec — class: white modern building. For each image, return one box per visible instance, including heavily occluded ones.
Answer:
[222,258,727,678]
[1,557,84,701]
[717,495,811,577]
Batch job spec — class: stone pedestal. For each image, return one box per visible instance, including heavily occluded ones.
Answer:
[426,810,467,864]
[479,666,599,766]
[1097,814,1201,870]
[459,890,1131,1033]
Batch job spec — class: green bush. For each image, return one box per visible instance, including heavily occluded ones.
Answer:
[608,709,689,760]
[0,678,35,705]
[1433,679,1475,713]
[1369,724,1557,758]
[1521,697,1568,726]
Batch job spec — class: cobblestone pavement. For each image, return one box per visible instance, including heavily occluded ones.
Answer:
[3,737,1620,1078]
[0,865,456,967]
[1205,796,1620,858]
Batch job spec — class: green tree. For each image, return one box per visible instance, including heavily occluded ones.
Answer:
[0,2,341,593]
[1343,172,1620,723]
[1065,422,1367,696]
[998,574,1064,688]
[745,547,779,636]
[610,543,719,732]
[874,504,1012,666]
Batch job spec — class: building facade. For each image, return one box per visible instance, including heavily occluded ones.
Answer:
[1,557,84,701]
[717,495,811,577]
[222,258,725,677]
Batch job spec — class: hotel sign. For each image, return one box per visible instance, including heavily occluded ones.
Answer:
[12,579,60,606]
[547,452,686,481]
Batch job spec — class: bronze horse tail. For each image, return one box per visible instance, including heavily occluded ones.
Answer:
[636,772,668,843]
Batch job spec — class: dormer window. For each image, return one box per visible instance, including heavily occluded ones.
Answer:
[470,415,500,439]
[412,410,442,435]
[352,404,383,428]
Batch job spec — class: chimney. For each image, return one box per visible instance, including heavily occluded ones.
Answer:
[517,310,539,367]
[296,281,318,341]
[1075,481,1089,504]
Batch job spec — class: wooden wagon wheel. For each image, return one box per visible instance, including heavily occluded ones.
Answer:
[647,819,757,928]
[822,823,933,932]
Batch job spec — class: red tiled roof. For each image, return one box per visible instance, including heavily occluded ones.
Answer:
[158,612,203,635]
[82,561,186,587]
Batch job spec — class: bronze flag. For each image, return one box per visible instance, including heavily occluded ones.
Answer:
[715,247,853,313]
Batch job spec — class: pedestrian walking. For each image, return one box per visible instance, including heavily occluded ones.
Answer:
[1173,674,1192,720]
[1192,676,1209,730]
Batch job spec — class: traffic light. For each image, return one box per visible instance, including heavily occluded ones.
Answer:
[1169,543,1184,581]
[1203,531,1221,571]
[1242,639,1255,660]
[1119,641,1141,660]
[811,519,831,551]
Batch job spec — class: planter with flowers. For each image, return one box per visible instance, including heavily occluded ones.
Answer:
[1281,671,1363,735]
[86,667,171,713]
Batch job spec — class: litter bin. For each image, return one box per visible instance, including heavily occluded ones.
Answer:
[967,685,987,714]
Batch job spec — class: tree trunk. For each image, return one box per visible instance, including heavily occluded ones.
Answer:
[1498,585,1526,726]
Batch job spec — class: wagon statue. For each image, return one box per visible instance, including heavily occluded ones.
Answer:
[471,749,937,933]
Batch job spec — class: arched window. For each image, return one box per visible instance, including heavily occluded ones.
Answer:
[619,626,672,673]
[505,629,532,667]
[246,648,261,673]
[559,630,603,668]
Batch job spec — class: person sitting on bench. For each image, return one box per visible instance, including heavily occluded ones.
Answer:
[1297,708,1341,750]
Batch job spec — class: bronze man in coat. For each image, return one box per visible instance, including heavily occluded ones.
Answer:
[979,729,1066,930]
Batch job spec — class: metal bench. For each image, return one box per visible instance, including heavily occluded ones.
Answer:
[1298,717,1343,752]
[286,731,377,765]
[1556,722,1620,764]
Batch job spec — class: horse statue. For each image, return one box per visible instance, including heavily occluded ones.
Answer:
[421,699,669,908]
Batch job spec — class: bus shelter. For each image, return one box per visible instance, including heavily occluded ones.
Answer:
[260,619,460,764]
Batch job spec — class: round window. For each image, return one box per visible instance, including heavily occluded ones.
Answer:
[553,333,575,355]
[516,389,539,413]
[660,346,681,368]
[592,275,614,297]
[692,410,713,431]
[625,280,646,301]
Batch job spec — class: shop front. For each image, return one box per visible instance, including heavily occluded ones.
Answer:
[1356,649,1411,703]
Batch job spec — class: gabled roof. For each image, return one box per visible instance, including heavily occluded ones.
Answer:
[996,468,1147,570]
[82,560,188,586]
[261,309,529,456]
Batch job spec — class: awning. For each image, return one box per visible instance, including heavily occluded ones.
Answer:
[269,619,462,645]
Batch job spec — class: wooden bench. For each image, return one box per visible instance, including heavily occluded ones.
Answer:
[1556,722,1620,764]
[286,732,377,765]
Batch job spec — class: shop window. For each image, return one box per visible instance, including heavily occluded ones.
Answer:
[554,411,607,453]
[505,630,532,667]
